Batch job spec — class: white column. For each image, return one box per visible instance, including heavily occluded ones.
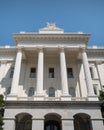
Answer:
[10,48,22,95]
[81,48,94,96]
[60,48,69,96]
[0,61,7,94]
[36,48,44,95]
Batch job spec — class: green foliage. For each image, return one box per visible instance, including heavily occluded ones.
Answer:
[99,90,104,123]
[0,95,5,130]
[99,90,104,101]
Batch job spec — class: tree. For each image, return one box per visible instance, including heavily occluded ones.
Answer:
[0,95,5,130]
[99,89,104,123]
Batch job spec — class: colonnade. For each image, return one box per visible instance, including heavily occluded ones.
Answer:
[9,47,95,98]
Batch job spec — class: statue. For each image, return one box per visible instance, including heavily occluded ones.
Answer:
[46,22,56,29]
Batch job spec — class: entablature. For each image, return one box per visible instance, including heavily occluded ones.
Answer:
[13,33,90,46]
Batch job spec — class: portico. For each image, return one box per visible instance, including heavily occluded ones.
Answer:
[7,45,96,101]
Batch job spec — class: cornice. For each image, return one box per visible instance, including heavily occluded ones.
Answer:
[5,100,102,109]
[87,47,104,54]
[0,47,17,52]
[13,33,91,45]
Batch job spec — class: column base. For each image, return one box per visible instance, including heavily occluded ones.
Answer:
[88,95,98,101]
[34,94,44,101]
[6,94,18,100]
[61,95,71,101]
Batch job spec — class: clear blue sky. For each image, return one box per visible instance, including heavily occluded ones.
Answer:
[0,0,104,46]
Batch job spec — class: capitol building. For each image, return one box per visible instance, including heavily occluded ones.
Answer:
[0,23,104,130]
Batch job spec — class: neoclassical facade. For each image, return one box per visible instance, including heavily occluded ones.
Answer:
[0,23,104,130]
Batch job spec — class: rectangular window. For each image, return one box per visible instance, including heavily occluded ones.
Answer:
[90,67,94,79]
[93,85,98,95]
[10,67,14,78]
[67,68,73,78]
[49,68,54,78]
[30,68,36,78]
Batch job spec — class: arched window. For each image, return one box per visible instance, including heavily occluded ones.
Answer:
[69,87,76,97]
[15,113,32,130]
[49,87,55,97]
[28,87,35,97]
[44,113,61,130]
[73,113,92,130]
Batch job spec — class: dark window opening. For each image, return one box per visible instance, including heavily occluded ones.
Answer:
[44,113,61,130]
[74,113,93,130]
[15,113,32,130]
[30,68,36,78]
[90,67,93,79]
[10,67,14,78]
[67,68,73,78]
[49,68,54,78]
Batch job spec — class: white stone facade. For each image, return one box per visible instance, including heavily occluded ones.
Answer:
[0,23,104,130]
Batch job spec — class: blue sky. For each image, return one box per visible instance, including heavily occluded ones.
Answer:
[0,0,104,46]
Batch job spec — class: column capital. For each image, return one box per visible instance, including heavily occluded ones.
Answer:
[59,46,65,52]
[79,46,87,53]
[17,47,23,52]
[38,47,44,52]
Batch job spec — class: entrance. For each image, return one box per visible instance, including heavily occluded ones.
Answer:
[44,113,61,130]
[15,113,32,130]
[74,113,92,130]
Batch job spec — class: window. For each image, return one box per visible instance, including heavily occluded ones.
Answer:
[49,68,54,78]
[49,87,55,97]
[69,87,76,97]
[28,87,35,97]
[89,67,94,79]
[6,87,11,95]
[93,85,98,95]
[10,67,14,78]
[30,68,36,78]
[67,68,73,78]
